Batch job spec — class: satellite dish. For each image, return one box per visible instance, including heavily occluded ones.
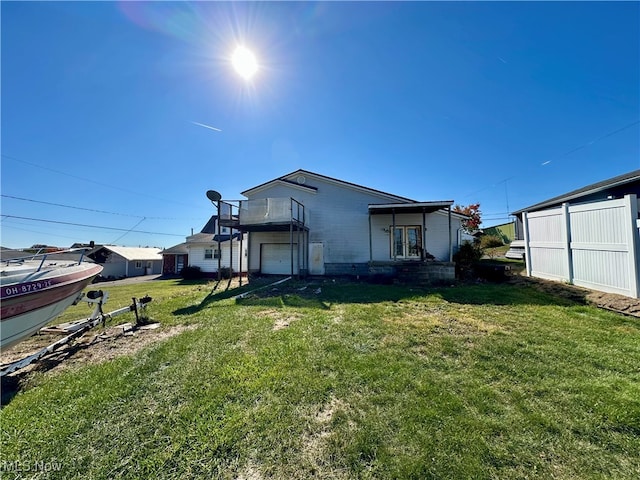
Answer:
[206,190,222,202]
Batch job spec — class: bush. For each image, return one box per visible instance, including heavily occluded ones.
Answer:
[453,242,483,279]
[180,265,203,280]
[480,235,505,259]
[480,235,504,249]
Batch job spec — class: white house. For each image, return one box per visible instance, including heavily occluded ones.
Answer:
[215,170,466,282]
[88,245,163,279]
[161,216,247,277]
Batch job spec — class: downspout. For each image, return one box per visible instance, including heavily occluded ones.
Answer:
[392,208,397,261]
[422,208,426,261]
[290,198,294,277]
[229,225,233,282]
[448,205,453,262]
[217,201,222,281]
[368,211,373,262]
[239,229,243,286]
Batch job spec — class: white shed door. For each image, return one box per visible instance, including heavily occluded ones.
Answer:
[309,242,325,275]
[261,243,299,275]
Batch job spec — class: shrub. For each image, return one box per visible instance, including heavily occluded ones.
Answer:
[453,242,483,279]
[180,265,203,280]
[219,266,232,279]
[480,235,504,249]
[480,235,505,259]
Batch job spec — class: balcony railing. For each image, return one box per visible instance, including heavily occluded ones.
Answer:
[218,198,305,228]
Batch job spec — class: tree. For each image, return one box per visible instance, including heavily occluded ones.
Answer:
[453,203,481,233]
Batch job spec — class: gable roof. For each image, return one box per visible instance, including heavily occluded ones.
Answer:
[200,215,218,234]
[513,169,640,215]
[242,169,415,203]
[94,246,163,261]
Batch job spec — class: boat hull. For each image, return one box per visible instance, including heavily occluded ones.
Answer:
[1,263,102,350]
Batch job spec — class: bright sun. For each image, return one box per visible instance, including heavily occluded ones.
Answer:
[232,46,258,80]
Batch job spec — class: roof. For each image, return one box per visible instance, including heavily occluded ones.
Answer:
[242,169,415,203]
[368,201,456,215]
[200,215,217,234]
[94,246,163,261]
[513,169,640,214]
[160,243,189,255]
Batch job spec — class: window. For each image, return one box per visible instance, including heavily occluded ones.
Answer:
[205,249,220,260]
[135,261,142,269]
[390,226,421,259]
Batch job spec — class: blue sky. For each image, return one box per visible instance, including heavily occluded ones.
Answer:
[2,1,638,249]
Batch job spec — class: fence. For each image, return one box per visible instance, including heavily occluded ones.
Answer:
[522,194,639,299]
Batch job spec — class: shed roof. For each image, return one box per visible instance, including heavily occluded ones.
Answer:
[512,169,640,214]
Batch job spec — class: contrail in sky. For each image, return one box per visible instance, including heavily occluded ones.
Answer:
[192,121,222,132]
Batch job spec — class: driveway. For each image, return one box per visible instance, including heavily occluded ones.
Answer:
[93,274,165,287]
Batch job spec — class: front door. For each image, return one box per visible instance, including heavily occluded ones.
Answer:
[392,226,421,259]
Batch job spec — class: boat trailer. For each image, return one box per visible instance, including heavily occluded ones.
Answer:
[1,290,152,377]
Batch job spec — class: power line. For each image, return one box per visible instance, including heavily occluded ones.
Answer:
[1,153,211,211]
[2,215,184,237]
[462,119,640,199]
[1,194,200,221]
[0,223,84,242]
[111,217,147,244]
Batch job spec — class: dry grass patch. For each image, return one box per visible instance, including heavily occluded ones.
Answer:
[260,308,305,331]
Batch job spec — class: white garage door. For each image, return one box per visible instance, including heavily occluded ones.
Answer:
[261,243,299,275]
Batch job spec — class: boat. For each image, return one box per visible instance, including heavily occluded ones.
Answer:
[0,252,103,350]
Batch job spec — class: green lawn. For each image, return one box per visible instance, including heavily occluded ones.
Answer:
[1,279,639,479]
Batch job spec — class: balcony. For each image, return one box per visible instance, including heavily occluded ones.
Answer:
[218,197,307,232]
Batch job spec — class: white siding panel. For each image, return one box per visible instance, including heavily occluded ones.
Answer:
[572,249,630,294]
[530,247,568,280]
[526,207,569,281]
[189,240,247,273]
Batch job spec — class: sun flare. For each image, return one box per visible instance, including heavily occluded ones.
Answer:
[232,46,258,80]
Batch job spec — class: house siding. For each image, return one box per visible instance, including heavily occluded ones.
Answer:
[243,174,462,276]
[247,178,420,265]
[370,212,460,262]
[188,241,247,274]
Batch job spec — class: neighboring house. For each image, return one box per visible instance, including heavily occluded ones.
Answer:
[511,169,640,298]
[88,246,163,279]
[160,243,189,276]
[214,169,465,281]
[161,216,247,276]
[482,221,516,244]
